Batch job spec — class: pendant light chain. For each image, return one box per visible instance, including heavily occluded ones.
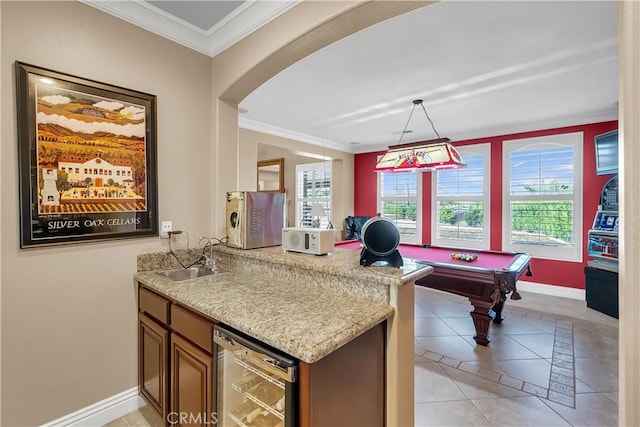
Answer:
[397,99,442,145]
[417,100,442,140]
[397,103,418,145]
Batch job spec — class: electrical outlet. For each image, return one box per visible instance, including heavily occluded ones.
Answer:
[160,221,172,238]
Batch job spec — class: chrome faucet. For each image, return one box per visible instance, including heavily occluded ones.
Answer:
[201,254,215,270]
[197,236,217,271]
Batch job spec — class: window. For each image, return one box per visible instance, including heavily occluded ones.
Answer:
[503,132,583,261]
[295,161,332,228]
[432,143,490,249]
[377,171,421,244]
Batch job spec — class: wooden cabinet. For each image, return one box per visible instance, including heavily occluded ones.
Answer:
[170,334,214,427]
[138,312,169,421]
[138,284,385,427]
[298,323,385,427]
[138,285,214,426]
[140,287,170,324]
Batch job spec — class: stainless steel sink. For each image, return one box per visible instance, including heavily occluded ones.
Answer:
[156,266,227,281]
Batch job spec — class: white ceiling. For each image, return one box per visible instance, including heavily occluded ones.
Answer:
[84,0,618,155]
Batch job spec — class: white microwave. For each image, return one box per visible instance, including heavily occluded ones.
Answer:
[282,227,334,255]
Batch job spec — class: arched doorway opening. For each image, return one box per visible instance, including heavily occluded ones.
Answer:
[208,2,640,425]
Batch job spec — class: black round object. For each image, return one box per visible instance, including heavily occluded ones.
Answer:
[229,211,238,228]
[361,217,400,256]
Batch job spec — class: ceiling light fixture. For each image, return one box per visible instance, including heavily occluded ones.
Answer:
[375,99,466,172]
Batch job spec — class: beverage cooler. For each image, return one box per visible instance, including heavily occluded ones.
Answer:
[213,325,297,427]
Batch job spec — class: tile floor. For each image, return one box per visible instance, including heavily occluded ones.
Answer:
[107,286,619,426]
[413,286,618,427]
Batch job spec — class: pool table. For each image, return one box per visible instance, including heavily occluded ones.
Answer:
[334,241,532,345]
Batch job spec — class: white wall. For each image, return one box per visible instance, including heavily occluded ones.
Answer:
[0,2,212,424]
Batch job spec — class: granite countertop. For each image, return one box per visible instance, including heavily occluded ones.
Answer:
[135,245,433,363]
[212,244,432,288]
[135,269,394,363]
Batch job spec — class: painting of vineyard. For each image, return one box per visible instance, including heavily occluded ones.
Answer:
[36,84,148,214]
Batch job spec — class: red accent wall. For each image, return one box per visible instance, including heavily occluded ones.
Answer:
[353,151,378,216]
[354,120,618,289]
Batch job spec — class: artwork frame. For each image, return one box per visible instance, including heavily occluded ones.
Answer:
[15,62,158,247]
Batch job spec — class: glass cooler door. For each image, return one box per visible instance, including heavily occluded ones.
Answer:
[213,326,297,427]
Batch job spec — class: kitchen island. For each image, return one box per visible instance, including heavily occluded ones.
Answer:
[135,244,433,426]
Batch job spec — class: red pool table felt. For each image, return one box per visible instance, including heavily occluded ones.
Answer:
[334,241,519,271]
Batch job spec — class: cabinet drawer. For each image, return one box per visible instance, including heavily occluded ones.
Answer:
[171,305,214,352]
[139,287,170,325]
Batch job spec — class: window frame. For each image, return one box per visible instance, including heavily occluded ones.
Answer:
[502,132,583,261]
[431,143,491,250]
[376,169,422,244]
[295,161,332,228]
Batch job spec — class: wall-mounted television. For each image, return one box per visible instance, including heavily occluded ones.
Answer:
[594,129,618,175]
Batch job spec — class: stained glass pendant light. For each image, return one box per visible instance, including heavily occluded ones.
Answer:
[375,99,466,172]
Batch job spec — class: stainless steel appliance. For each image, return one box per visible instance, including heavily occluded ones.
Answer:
[226,191,285,249]
[214,325,297,427]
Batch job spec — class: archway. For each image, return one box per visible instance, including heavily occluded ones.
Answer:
[208,4,434,426]
[208,1,640,425]
[209,1,434,236]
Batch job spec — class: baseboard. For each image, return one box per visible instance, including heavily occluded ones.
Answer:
[41,387,145,427]
[518,280,585,300]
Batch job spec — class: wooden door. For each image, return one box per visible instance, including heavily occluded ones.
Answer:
[170,334,214,427]
[139,312,169,422]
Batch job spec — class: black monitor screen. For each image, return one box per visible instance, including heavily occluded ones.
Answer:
[595,130,618,175]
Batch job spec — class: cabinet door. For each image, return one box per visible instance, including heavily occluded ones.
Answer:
[139,312,169,421]
[299,323,384,427]
[170,334,214,427]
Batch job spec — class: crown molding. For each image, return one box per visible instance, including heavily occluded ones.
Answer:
[204,1,299,56]
[239,118,350,154]
[241,108,617,156]
[443,108,619,145]
[240,108,618,155]
[81,0,299,57]
[351,108,619,154]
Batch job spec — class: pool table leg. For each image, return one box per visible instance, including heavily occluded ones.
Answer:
[469,299,494,346]
[492,300,505,323]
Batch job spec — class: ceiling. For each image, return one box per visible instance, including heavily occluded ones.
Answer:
[84,0,618,155]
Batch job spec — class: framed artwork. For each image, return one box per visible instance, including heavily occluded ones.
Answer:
[15,62,158,247]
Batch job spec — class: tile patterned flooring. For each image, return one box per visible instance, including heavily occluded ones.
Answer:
[413,286,618,427]
[107,287,619,426]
